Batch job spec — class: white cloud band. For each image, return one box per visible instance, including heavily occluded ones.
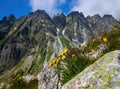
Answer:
[29,0,66,16]
[29,0,120,19]
[72,0,120,19]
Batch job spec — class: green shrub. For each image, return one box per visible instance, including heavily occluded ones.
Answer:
[101,26,120,54]
[10,77,26,89]
[60,52,95,85]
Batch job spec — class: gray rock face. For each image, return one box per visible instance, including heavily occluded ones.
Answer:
[0,14,16,40]
[87,14,118,36]
[38,66,60,89]
[61,50,120,89]
[0,10,56,73]
[64,11,93,44]
[53,13,66,31]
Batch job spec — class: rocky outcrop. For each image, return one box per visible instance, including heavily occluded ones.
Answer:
[87,14,118,36]
[53,13,66,32]
[64,11,93,44]
[61,50,120,89]
[0,14,16,40]
[37,66,60,89]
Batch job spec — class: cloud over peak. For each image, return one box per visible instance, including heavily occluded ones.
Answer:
[72,0,120,19]
[29,0,120,19]
[29,0,66,16]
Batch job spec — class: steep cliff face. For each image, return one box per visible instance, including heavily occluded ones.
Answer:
[53,13,66,32]
[0,10,56,73]
[87,14,118,36]
[63,11,93,44]
[0,14,16,41]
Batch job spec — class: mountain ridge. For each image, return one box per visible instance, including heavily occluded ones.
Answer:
[0,9,120,89]
[0,10,119,73]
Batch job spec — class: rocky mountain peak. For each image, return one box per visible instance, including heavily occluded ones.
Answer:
[64,11,93,44]
[87,14,118,36]
[103,14,114,18]
[0,14,16,41]
[87,14,101,22]
[67,11,84,17]
[2,14,16,22]
[29,10,51,20]
[53,13,66,30]
[67,11,85,22]
[102,14,118,25]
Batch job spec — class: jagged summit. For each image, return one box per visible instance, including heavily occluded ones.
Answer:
[2,14,16,21]
[29,10,51,20]
[53,13,66,30]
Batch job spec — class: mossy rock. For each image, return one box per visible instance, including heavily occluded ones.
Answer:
[61,50,120,89]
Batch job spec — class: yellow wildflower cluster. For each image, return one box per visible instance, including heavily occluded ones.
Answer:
[60,48,68,56]
[92,38,96,42]
[72,54,75,57]
[48,58,60,67]
[60,48,68,60]
[103,37,107,42]
[62,55,66,60]
[48,48,68,67]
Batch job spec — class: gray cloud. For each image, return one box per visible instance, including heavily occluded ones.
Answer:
[71,0,120,19]
[29,0,66,16]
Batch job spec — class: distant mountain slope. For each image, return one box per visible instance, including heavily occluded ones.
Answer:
[0,10,119,74]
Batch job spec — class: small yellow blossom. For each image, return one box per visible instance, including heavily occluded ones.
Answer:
[92,38,96,42]
[56,58,60,62]
[72,54,75,57]
[62,55,66,60]
[60,52,64,56]
[52,59,56,63]
[64,48,68,53]
[103,37,107,42]
[48,62,53,67]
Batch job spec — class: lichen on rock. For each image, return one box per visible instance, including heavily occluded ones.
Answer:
[61,50,120,89]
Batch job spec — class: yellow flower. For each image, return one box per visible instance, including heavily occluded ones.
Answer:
[52,59,56,63]
[60,52,64,56]
[56,58,60,62]
[92,38,96,42]
[62,55,66,60]
[48,61,53,67]
[72,54,75,57]
[103,37,107,42]
[64,48,68,53]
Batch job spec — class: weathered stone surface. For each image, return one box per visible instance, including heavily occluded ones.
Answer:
[53,13,66,30]
[23,75,37,84]
[0,14,16,41]
[61,50,120,89]
[64,11,93,44]
[37,66,60,89]
[87,14,118,36]
[0,10,56,73]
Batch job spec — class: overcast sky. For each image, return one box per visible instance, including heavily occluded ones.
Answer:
[0,0,120,20]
